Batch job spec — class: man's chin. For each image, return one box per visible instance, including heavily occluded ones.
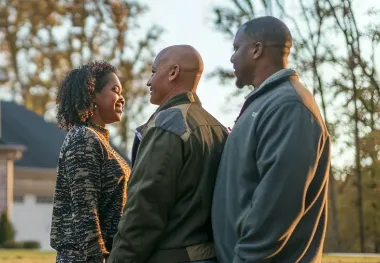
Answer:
[235,79,245,89]
[149,96,160,106]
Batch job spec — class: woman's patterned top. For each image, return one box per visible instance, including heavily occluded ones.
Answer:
[50,123,130,262]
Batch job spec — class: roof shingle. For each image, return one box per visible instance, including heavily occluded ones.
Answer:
[1,101,130,168]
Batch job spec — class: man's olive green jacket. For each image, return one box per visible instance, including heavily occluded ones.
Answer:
[109,92,228,263]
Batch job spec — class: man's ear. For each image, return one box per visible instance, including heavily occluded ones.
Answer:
[169,64,180,81]
[251,42,263,60]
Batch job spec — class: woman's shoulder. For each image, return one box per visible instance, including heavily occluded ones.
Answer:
[63,124,103,151]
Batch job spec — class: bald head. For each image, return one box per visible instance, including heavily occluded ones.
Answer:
[147,45,204,105]
[155,45,204,84]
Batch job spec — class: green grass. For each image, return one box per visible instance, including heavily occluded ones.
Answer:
[0,250,56,263]
[0,250,380,263]
[323,255,380,263]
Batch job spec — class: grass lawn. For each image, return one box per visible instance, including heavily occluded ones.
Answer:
[0,250,56,263]
[0,250,380,263]
[323,255,380,263]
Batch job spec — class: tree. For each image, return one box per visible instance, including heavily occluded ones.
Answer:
[209,0,380,252]
[0,211,15,245]
[0,0,163,151]
[324,0,380,252]
[209,0,342,250]
[357,86,380,252]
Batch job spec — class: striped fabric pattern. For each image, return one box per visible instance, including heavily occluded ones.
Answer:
[51,124,130,263]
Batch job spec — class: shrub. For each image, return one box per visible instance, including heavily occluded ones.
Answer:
[0,241,23,249]
[22,240,41,249]
[0,211,15,245]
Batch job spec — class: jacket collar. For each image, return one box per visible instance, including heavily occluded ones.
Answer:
[156,92,201,113]
[245,68,298,100]
[134,92,200,140]
[234,68,298,125]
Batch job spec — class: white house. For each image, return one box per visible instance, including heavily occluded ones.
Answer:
[0,100,66,250]
[0,142,25,219]
[0,100,130,250]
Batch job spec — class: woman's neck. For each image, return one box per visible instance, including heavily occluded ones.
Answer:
[89,114,105,127]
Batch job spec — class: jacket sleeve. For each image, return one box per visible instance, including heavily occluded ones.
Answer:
[65,130,106,260]
[109,127,183,263]
[233,101,325,263]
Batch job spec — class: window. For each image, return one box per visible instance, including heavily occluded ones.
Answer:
[36,196,53,204]
[0,168,7,211]
[13,196,24,203]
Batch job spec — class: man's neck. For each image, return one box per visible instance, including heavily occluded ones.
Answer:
[160,84,195,105]
[253,65,286,88]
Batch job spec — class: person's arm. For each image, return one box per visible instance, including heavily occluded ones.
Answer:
[109,127,183,263]
[65,130,106,261]
[233,101,324,263]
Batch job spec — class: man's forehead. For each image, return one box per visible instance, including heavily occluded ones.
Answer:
[152,58,161,69]
[234,27,249,45]
[153,52,168,68]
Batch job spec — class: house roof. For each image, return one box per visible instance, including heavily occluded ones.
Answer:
[1,100,130,168]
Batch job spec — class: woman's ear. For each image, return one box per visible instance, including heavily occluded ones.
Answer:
[93,92,100,106]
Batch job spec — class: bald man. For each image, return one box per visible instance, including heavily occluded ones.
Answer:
[108,45,228,263]
[212,17,330,262]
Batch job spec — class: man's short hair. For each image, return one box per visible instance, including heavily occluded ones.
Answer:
[242,16,292,50]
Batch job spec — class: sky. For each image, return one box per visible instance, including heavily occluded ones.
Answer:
[1,0,378,167]
[138,0,380,168]
[138,0,242,128]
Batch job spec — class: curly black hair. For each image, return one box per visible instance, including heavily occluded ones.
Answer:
[56,60,117,130]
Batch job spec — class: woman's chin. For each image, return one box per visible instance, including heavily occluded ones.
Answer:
[114,113,123,122]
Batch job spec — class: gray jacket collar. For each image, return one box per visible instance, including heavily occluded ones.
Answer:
[245,68,297,100]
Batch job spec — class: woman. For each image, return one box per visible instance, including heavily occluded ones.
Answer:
[50,61,131,263]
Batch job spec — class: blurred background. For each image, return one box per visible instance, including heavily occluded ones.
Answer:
[0,0,379,261]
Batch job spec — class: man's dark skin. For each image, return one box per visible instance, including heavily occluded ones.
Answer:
[148,45,204,105]
[109,45,227,263]
[212,16,330,263]
[231,17,292,88]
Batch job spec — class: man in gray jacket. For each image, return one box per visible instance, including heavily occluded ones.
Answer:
[212,16,331,263]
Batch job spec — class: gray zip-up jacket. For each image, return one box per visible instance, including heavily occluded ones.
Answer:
[212,69,331,263]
